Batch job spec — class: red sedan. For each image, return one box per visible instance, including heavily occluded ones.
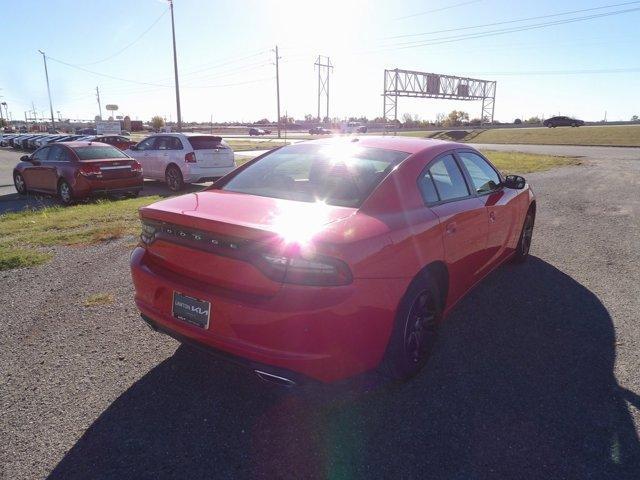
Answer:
[13,141,143,204]
[130,137,535,384]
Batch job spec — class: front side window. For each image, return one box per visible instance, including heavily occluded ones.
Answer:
[33,147,50,162]
[222,143,408,207]
[427,154,470,201]
[136,137,156,151]
[458,151,501,194]
[72,145,128,160]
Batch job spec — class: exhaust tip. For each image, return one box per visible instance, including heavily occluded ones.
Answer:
[254,370,297,387]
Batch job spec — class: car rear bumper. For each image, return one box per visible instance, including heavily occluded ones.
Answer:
[74,175,144,197]
[182,165,236,183]
[130,246,399,383]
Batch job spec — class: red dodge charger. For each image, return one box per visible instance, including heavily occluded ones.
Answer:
[130,137,535,384]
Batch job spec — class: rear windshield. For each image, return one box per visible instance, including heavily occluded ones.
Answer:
[72,145,128,160]
[221,143,409,207]
[187,136,224,150]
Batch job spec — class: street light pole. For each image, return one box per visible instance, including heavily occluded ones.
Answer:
[38,50,56,130]
[275,45,281,139]
[168,1,182,132]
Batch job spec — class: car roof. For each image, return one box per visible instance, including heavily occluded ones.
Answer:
[58,141,112,148]
[300,135,463,155]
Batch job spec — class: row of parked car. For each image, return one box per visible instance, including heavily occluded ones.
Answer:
[0,133,136,151]
[7,132,237,205]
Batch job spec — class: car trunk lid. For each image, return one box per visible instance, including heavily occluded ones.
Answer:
[139,190,356,296]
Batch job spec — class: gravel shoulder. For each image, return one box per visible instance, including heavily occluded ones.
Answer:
[1,147,640,479]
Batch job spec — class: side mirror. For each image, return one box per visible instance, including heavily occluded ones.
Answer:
[503,174,526,189]
[20,155,31,162]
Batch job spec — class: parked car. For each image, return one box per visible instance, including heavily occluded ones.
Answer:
[340,122,368,134]
[309,126,331,135]
[249,127,267,136]
[130,137,535,385]
[82,135,136,150]
[543,116,584,128]
[76,127,97,135]
[0,134,19,146]
[124,133,236,191]
[27,135,51,150]
[13,141,143,205]
[15,135,40,150]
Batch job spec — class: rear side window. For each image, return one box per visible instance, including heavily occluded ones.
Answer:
[222,143,408,207]
[156,136,183,150]
[188,136,224,150]
[458,151,501,194]
[72,146,128,160]
[427,154,470,201]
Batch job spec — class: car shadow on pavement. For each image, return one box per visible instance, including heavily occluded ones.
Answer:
[48,257,640,479]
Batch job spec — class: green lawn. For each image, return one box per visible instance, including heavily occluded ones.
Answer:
[0,196,160,270]
[481,150,579,174]
[0,150,578,271]
[392,125,640,147]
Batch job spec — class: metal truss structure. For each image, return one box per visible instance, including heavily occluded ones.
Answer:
[382,68,497,128]
[315,55,333,123]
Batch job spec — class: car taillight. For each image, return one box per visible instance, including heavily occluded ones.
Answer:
[130,160,142,173]
[255,251,352,286]
[79,163,102,177]
[185,152,196,163]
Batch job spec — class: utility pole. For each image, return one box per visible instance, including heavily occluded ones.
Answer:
[38,50,55,129]
[96,86,103,120]
[275,45,281,139]
[168,0,182,132]
[314,55,333,123]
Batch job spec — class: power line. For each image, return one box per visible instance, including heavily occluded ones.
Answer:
[378,6,640,50]
[47,55,173,87]
[396,0,482,20]
[77,7,169,65]
[386,0,640,39]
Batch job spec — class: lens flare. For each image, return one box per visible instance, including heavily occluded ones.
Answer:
[271,200,329,246]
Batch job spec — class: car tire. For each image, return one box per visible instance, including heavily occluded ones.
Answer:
[379,274,443,382]
[57,179,74,205]
[14,172,27,195]
[165,165,184,192]
[512,208,535,263]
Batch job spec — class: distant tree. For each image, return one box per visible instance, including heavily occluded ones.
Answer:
[255,118,270,125]
[469,118,482,126]
[443,110,469,127]
[514,118,522,124]
[632,115,639,121]
[525,116,541,124]
[0,118,6,128]
[304,114,314,122]
[151,115,164,131]
[435,112,446,126]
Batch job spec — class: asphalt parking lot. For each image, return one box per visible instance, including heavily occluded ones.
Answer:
[1,144,639,479]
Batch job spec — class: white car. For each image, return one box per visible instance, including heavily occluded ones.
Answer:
[124,133,236,191]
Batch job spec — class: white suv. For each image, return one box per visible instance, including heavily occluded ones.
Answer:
[124,133,236,191]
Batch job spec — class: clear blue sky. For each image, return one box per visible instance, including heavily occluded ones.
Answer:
[1,0,639,123]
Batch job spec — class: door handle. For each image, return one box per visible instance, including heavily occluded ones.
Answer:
[489,211,496,223]
[445,222,457,235]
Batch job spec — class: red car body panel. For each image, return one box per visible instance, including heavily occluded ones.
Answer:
[130,137,535,382]
[14,141,143,199]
